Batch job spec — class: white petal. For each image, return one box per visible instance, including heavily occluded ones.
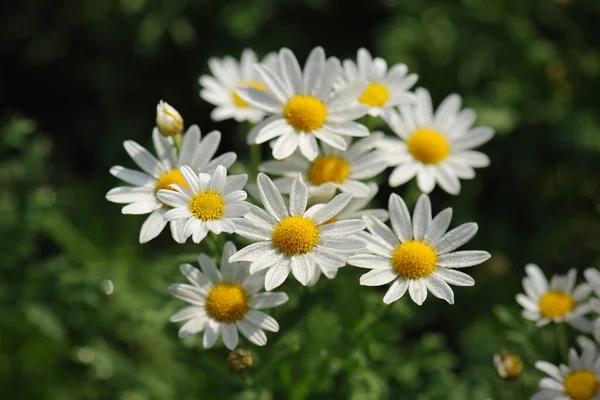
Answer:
[110,166,155,187]
[106,186,156,204]
[434,268,475,287]
[291,255,312,286]
[198,254,222,284]
[388,163,419,187]
[347,254,390,269]
[388,193,412,242]
[178,315,209,338]
[424,208,453,244]
[289,175,308,215]
[244,310,279,332]
[408,280,428,305]
[249,292,289,309]
[433,222,478,254]
[437,251,491,268]
[123,140,163,178]
[221,323,239,350]
[364,215,399,247]
[171,306,205,322]
[257,173,289,221]
[319,219,366,238]
[233,219,272,241]
[383,279,409,304]
[416,165,436,194]
[424,276,454,304]
[412,194,431,241]
[121,201,161,215]
[264,259,291,291]
[236,319,267,346]
[312,193,353,224]
[203,319,222,348]
[359,268,397,286]
[139,208,167,243]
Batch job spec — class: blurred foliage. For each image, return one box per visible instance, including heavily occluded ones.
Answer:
[2,0,600,398]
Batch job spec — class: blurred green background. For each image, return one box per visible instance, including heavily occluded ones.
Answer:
[2,0,600,398]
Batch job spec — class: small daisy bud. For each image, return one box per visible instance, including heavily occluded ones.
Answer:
[156,100,184,137]
[227,348,253,373]
[493,352,523,380]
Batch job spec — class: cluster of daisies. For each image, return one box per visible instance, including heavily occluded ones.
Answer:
[513,265,600,400]
[107,47,494,351]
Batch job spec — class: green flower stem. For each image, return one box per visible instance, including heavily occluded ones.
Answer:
[172,134,181,155]
[555,323,569,361]
[250,144,261,175]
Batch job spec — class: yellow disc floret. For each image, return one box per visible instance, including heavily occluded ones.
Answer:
[283,95,327,132]
[308,156,350,185]
[156,169,189,193]
[407,129,451,164]
[538,291,575,318]
[359,82,390,107]
[391,240,438,280]
[564,370,599,400]
[233,81,266,107]
[272,216,319,256]
[205,283,249,323]
[188,189,225,221]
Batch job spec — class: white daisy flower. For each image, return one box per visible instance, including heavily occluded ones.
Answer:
[199,49,278,124]
[348,193,490,305]
[583,268,600,343]
[237,46,370,161]
[378,88,494,195]
[106,126,236,243]
[259,132,388,199]
[156,165,248,244]
[533,338,600,400]
[516,264,592,331]
[169,241,289,350]
[229,174,367,291]
[339,48,417,117]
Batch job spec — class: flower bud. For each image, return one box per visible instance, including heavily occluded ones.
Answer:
[227,348,253,373]
[156,100,184,137]
[493,351,523,380]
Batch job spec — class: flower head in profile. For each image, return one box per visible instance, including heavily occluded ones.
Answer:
[348,193,490,305]
[169,242,289,350]
[584,267,600,342]
[259,133,388,199]
[533,337,600,400]
[378,88,494,195]
[339,48,418,117]
[157,165,248,244]
[237,47,370,161]
[229,174,366,290]
[199,49,277,123]
[516,264,591,331]
[106,126,236,243]
[493,351,524,380]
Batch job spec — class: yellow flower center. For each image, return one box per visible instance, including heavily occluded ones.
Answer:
[233,81,266,107]
[283,95,327,132]
[407,129,451,164]
[538,291,575,318]
[564,370,599,400]
[155,169,189,193]
[188,189,225,221]
[272,216,319,256]
[308,156,350,185]
[359,82,390,107]
[391,240,438,280]
[204,283,249,323]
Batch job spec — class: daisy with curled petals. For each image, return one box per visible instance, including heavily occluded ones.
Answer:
[156,165,248,244]
[236,46,370,161]
[229,174,366,291]
[533,337,600,400]
[106,126,236,243]
[339,48,418,117]
[378,88,494,195]
[259,133,388,199]
[169,242,289,349]
[199,49,277,123]
[516,264,592,331]
[348,193,490,305]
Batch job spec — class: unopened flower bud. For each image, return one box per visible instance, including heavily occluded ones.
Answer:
[156,100,184,137]
[493,351,523,380]
[227,348,253,373]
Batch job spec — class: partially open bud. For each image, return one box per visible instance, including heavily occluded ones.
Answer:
[493,351,523,380]
[156,100,184,137]
[227,348,253,373]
